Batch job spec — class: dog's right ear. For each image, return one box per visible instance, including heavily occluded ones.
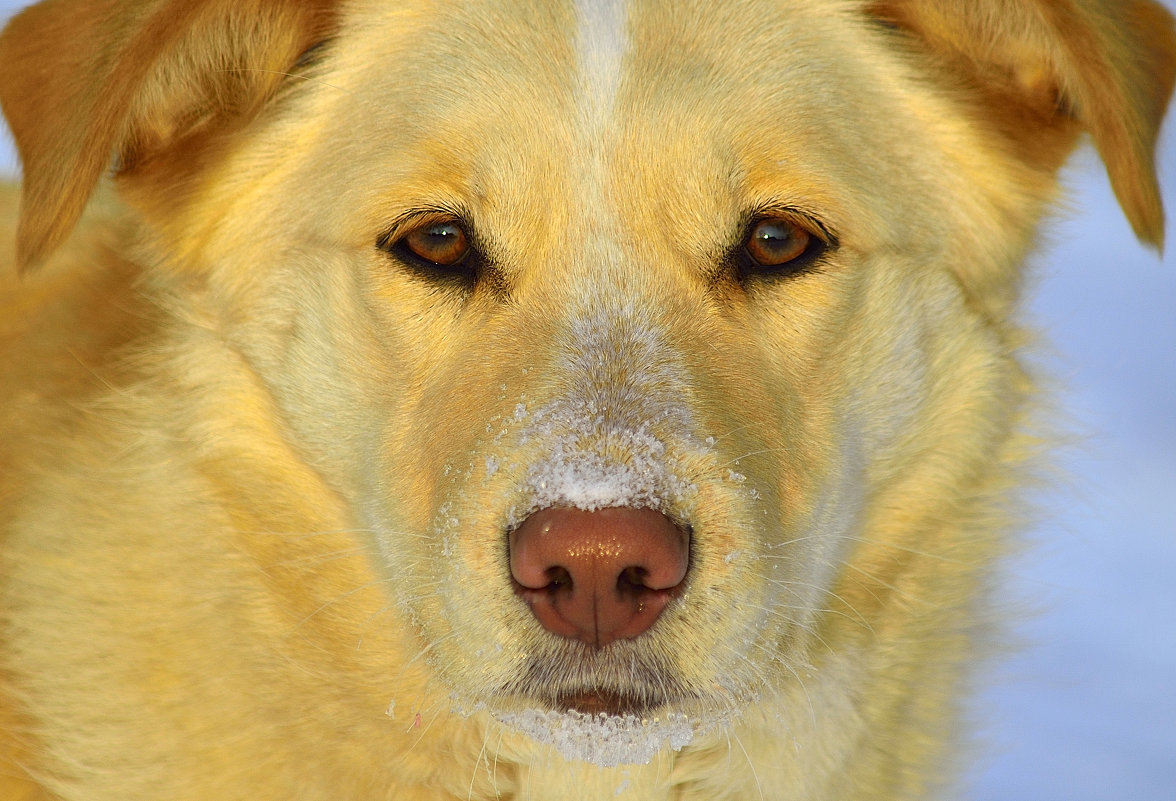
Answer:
[0,0,339,272]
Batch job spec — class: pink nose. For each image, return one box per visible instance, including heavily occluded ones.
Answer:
[508,506,690,648]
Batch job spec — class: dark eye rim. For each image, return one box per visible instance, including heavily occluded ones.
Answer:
[376,211,482,282]
[734,209,836,280]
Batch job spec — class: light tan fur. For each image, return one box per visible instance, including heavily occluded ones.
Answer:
[0,1,1172,799]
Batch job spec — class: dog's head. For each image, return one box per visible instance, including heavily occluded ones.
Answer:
[2,0,1172,766]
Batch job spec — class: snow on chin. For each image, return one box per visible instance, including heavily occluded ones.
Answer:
[495,708,699,767]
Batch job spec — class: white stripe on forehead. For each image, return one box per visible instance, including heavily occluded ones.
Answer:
[574,0,629,128]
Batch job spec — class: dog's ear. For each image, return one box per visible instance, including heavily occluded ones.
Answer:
[0,0,338,271]
[867,0,1176,250]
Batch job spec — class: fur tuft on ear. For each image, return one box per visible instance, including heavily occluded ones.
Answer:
[868,0,1176,251]
[0,0,338,271]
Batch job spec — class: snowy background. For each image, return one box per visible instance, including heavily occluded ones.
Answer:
[1,2,1172,799]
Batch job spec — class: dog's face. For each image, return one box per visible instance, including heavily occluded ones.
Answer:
[185,1,1043,749]
[1,0,1171,771]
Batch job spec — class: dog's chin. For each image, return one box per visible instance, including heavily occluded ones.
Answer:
[482,683,737,767]
[492,702,705,768]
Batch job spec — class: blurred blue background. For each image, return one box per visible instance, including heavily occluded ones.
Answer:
[0,2,1172,798]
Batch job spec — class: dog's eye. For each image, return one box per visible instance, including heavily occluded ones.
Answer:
[378,214,499,292]
[743,217,815,270]
[400,220,471,267]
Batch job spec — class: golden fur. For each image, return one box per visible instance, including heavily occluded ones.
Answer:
[0,1,1172,799]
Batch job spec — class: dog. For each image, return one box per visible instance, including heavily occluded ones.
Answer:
[1,0,1172,799]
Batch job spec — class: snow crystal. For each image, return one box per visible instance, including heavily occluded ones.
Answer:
[496,297,729,525]
[495,708,698,767]
[507,410,700,527]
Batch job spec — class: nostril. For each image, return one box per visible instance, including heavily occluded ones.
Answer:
[544,565,572,592]
[616,565,650,593]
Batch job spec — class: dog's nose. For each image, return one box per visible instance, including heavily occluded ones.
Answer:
[509,506,689,648]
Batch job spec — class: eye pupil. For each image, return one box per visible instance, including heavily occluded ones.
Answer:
[403,220,470,266]
[744,217,812,268]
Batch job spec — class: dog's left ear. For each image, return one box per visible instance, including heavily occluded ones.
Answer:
[0,0,339,271]
[868,0,1176,251]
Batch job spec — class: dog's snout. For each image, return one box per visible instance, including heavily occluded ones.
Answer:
[509,507,689,648]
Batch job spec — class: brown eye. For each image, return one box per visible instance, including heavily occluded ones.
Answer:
[402,220,470,266]
[744,217,812,268]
